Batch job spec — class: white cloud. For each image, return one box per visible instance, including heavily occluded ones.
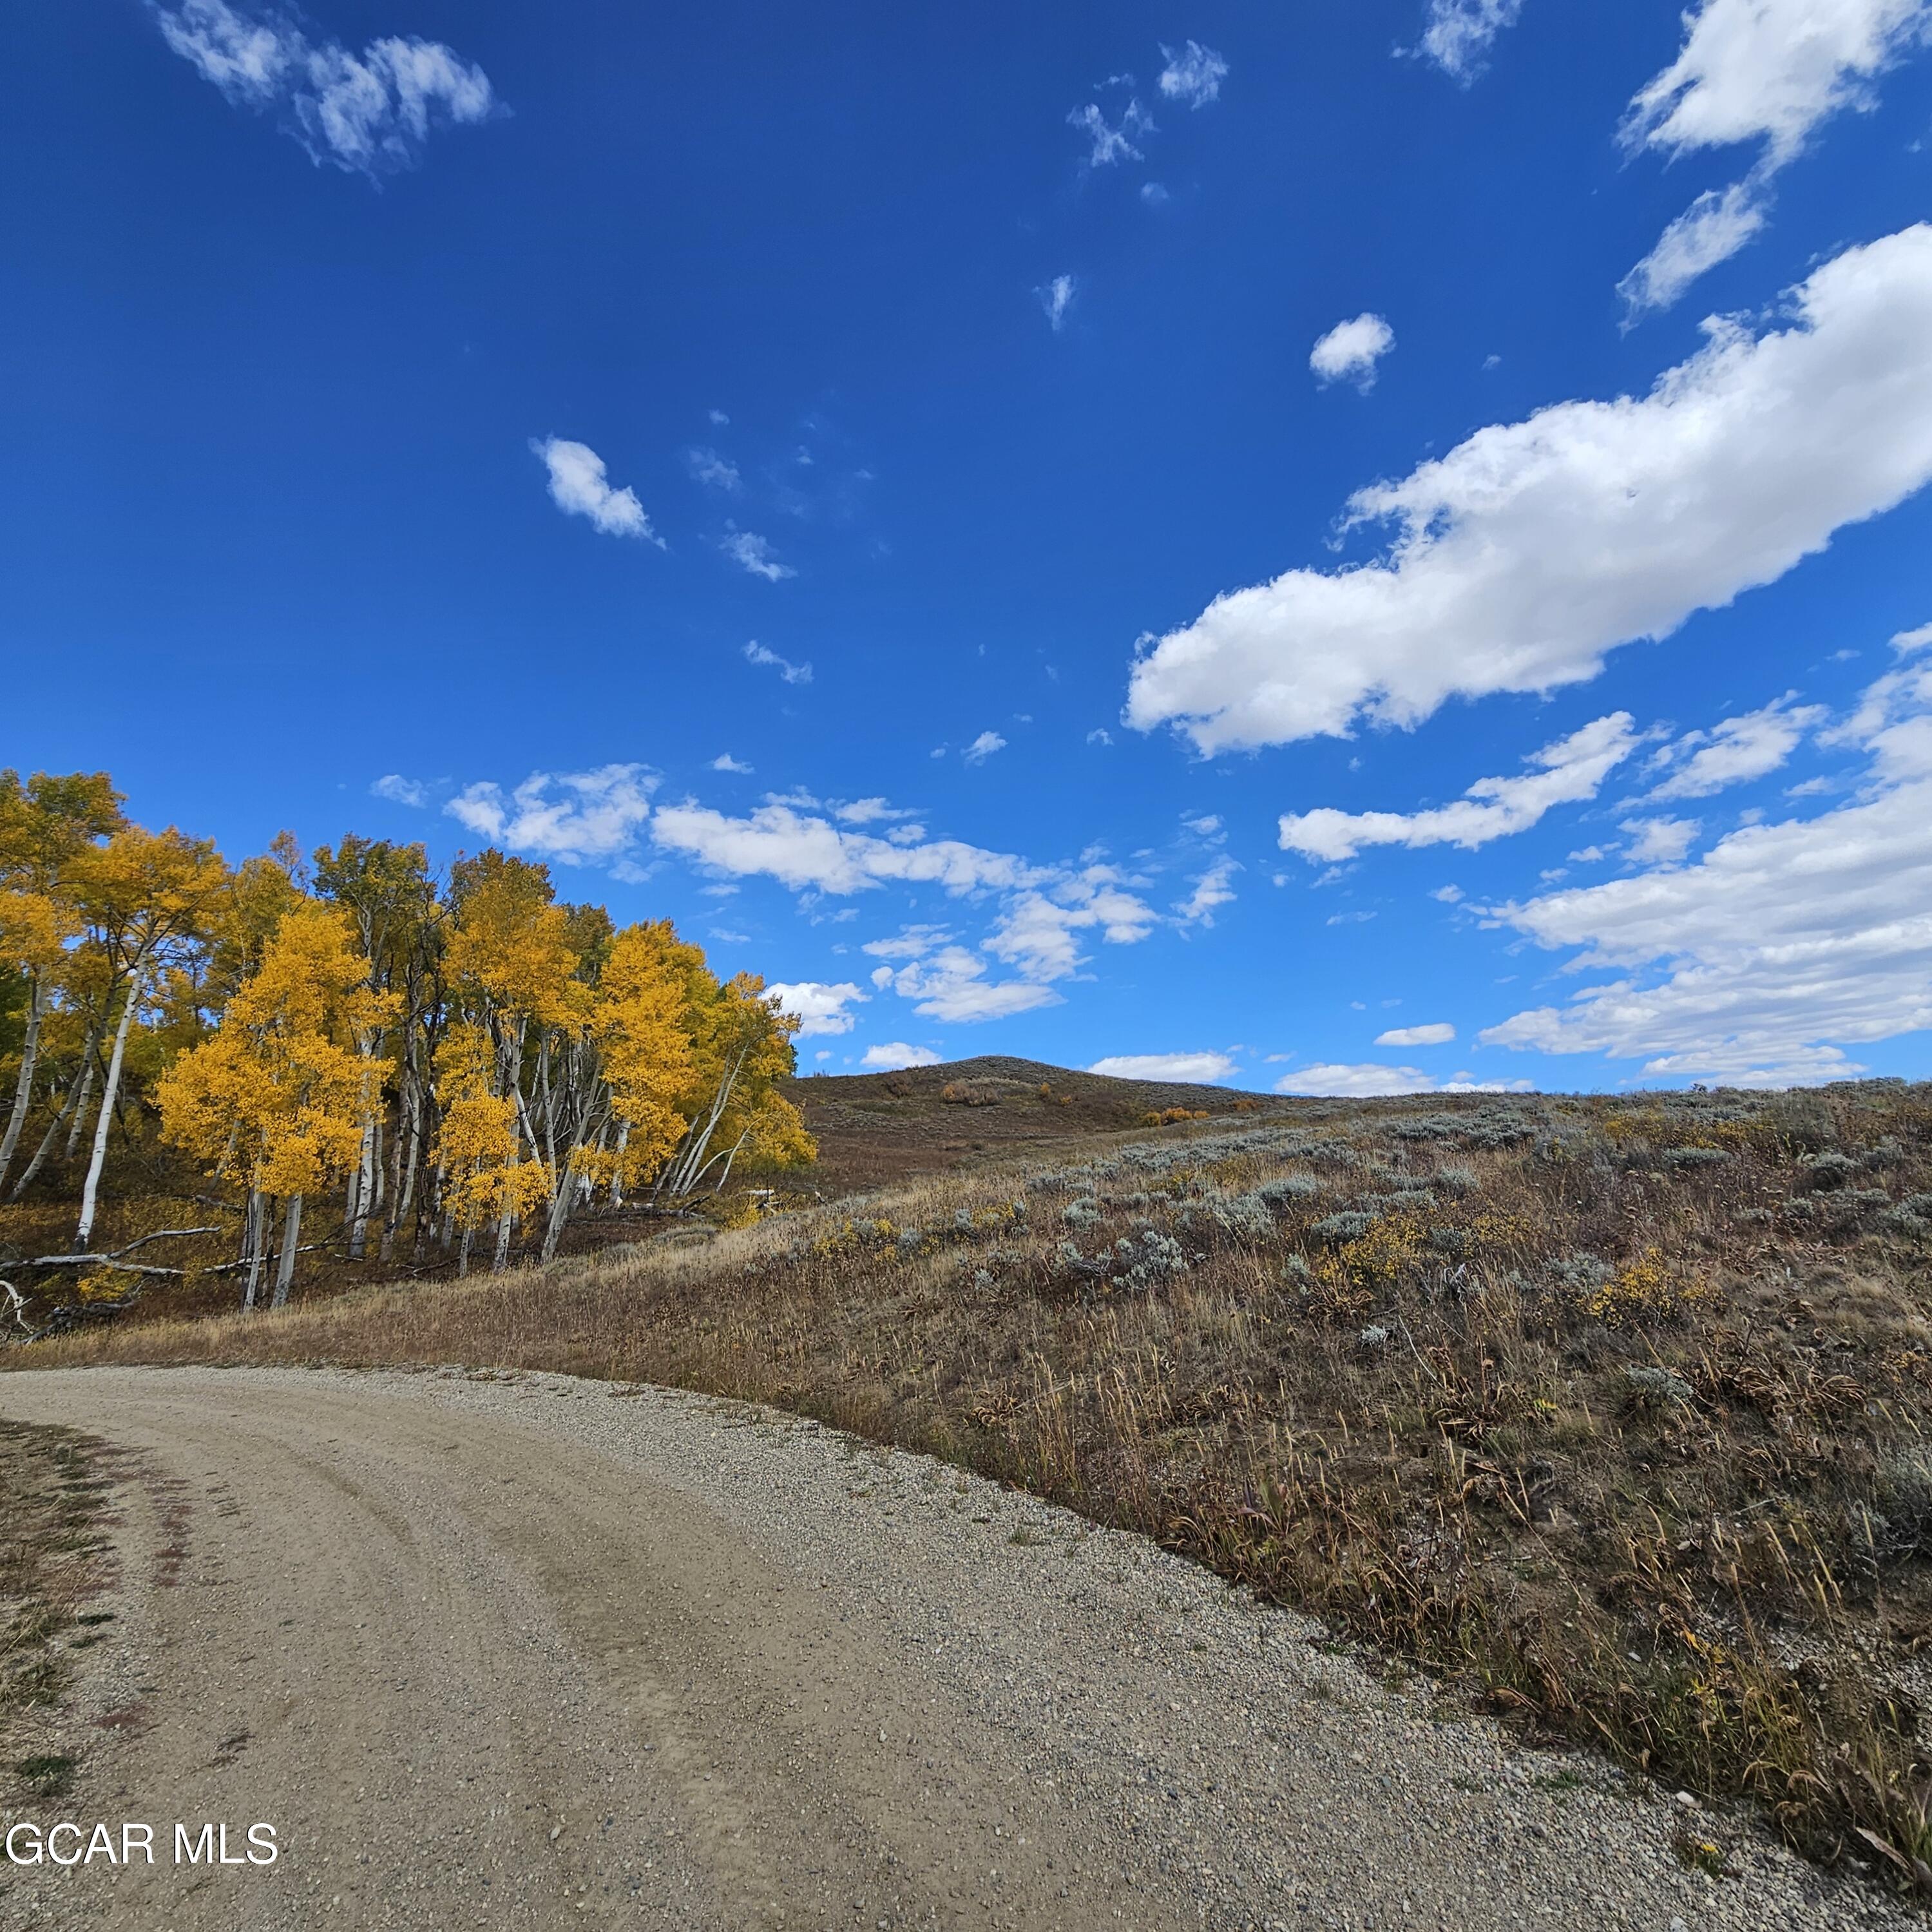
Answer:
[370,773,427,808]
[710,753,753,774]
[1647,694,1824,798]
[1277,1062,1439,1096]
[154,0,496,178]
[1309,314,1395,390]
[532,437,661,543]
[1277,1061,1529,1096]
[1183,813,1223,837]
[1618,179,1774,318]
[1175,857,1239,924]
[722,530,795,580]
[1618,1,1932,311]
[766,980,867,1038]
[1415,0,1526,84]
[862,1042,941,1071]
[1067,98,1154,167]
[685,446,741,493]
[1129,226,1932,754]
[867,942,1062,1023]
[1478,647,1932,1083]
[742,640,811,684]
[1280,713,1638,862]
[1038,274,1076,332]
[1156,41,1229,108]
[962,731,1006,765]
[1621,0,1932,165]
[1619,816,1701,865]
[651,803,1028,897]
[1375,1022,1456,1046]
[1141,182,1171,206]
[445,763,656,863]
[1089,1051,1238,1082]
[1893,621,1932,651]
[1432,884,1465,903]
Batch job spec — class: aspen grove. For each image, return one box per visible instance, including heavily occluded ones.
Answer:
[0,770,813,1313]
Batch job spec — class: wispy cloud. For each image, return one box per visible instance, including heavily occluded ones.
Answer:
[1646,694,1824,798]
[722,529,796,580]
[1175,857,1239,924]
[1038,274,1076,332]
[962,731,1006,765]
[370,773,427,808]
[532,437,662,543]
[1279,714,1640,861]
[1067,97,1154,167]
[1156,41,1229,108]
[1618,180,1774,318]
[1413,0,1526,85]
[742,640,811,684]
[710,753,753,774]
[685,446,742,493]
[153,0,497,178]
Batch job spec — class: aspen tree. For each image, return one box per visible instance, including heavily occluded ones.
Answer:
[158,902,396,1307]
[0,770,124,1192]
[68,827,227,1250]
[445,854,581,1271]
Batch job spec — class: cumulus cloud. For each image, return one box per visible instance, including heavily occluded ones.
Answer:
[1647,694,1824,798]
[370,773,426,807]
[765,980,867,1038]
[1618,0,1932,311]
[743,640,811,684]
[1089,1052,1238,1082]
[1129,226,1932,754]
[710,753,753,774]
[1415,0,1526,84]
[1067,98,1154,167]
[1622,0,1932,165]
[1156,41,1229,108]
[445,764,656,863]
[1038,274,1076,332]
[1618,180,1774,318]
[862,1042,941,1071]
[1309,313,1395,390]
[1280,714,1638,862]
[722,530,796,580]
[153,0,497,178]
[532,438,661,543]
[1375,1022,1456,1046]
[1478,644,1932,1084]
[962,731,1006,765]
[1619,816,1701,865]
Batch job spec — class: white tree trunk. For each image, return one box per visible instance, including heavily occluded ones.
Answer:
[347,1116,374,1260]
[243,1189,266,1310]
[492,1024,526,1274]
[62,1052,97,1161]
[271,1193,302,1308]
[73,962,145,1252]
[0,969,44,1191]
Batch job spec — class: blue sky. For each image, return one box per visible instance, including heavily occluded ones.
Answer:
[5,0,1932,1093]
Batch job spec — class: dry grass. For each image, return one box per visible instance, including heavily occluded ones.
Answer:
[16,1078,1932,1889]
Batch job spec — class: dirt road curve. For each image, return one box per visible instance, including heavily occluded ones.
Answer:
[0,1367,1905,1932]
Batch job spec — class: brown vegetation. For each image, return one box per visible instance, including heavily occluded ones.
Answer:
[16,1074,1932,1892]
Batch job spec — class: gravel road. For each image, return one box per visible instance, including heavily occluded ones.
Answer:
[0,1364,1912,1931]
